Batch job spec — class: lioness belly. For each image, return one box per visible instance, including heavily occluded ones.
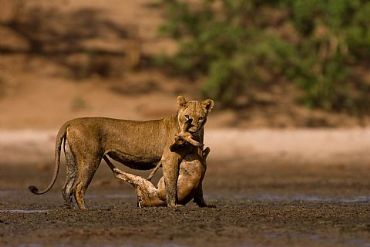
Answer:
[106,150,159,170]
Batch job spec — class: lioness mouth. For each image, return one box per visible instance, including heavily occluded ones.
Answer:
[188,129,198,134]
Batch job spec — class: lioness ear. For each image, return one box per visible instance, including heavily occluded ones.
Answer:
[202,99,214,113]
[177,96,187,108]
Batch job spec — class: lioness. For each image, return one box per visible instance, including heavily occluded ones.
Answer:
[29,96,214,209]
[105,134,210,207]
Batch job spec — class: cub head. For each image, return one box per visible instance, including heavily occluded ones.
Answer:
[176,96,214,134]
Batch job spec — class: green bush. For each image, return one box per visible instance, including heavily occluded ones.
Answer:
[158,0,370,113]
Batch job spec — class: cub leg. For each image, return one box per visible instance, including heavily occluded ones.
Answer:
[104,156,164,207]
[194,147,212,207]
[146,161,161,181]
[73,157,101,210]
[113,168,164,207]
[179,133,202,147]
[62,141,77,208]
[169,132,202,152]
[193,184,208,207]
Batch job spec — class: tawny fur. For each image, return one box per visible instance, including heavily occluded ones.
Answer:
[106,138,211,207]
[147,130,202,181]
[29,96,214,209]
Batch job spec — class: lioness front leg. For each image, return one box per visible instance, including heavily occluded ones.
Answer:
[161,153,181,207]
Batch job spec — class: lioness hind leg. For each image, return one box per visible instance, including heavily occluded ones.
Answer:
[62,141,77,208]
[73,158,101,210]
[74,181,86,210]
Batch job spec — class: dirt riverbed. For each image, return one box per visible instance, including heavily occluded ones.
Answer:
[1,155,370,246]
[0,129,370,246]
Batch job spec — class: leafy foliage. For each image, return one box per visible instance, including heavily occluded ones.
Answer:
[158,0,370,112]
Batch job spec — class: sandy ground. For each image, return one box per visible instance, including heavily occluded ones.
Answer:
[0,129,369,246]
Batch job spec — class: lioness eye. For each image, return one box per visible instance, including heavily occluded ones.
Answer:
[184,115,190,120]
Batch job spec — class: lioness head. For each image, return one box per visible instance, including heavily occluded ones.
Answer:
[177,96,214,134]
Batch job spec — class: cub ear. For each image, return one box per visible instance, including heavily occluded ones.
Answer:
[202,99,214,113]
[202,147,210,159]
[177,96,187,108]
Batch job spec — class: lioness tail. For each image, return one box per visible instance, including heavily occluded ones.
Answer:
[28,122,68,195]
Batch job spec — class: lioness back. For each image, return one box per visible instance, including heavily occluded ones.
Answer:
[65,117,176,163]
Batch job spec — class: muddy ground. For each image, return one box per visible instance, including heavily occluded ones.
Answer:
[0,156,369,247]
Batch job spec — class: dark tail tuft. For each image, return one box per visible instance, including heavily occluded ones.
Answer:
[28,185,39,194]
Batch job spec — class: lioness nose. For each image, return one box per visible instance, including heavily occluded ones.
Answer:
[186,118,193,124]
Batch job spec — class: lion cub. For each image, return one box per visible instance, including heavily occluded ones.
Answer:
[147,128,202,181]
[105,132,209,207]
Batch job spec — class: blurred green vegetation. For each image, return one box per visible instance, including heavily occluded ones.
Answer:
[157,0,370,113]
